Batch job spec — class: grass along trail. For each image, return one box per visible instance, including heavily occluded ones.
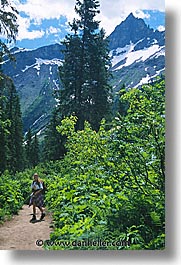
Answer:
[0,205,52,250]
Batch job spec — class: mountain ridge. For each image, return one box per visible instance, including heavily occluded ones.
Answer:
[2,13,165,134]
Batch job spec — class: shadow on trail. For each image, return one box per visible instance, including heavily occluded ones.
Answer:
[29,219,45,224]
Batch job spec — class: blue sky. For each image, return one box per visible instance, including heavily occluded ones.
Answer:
[16,14,69,49]
[139,10,165,31]
[14,0,165,49]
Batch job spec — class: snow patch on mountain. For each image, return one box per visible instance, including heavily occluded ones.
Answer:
[32,114,45,127]
[110,43,133,67]
[22,64,35,72]
[33,58,62,73]
[110,42,165,71]
[53,79,60,90]
[21,57,63,76]
[135,74,150,88]
[35,58,63,68]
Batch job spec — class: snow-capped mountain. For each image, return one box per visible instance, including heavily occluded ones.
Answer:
[3,44,63,133]
[108,13,165,91]
[2,13,165,135]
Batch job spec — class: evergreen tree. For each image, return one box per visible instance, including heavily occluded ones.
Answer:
[43,110,66,161]
[0,75,24,173]
[25,129,40,168]
[31,134,40,167]
[0,127,7,173]
[25,128,33,168]
[0,1,22,174]
[0,93,9,173]
[59,30,83,130]
[0,0,18,62]
[6,81,24,172]
[58,0,112,131]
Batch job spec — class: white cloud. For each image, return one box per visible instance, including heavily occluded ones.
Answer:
[45,26,62,36]
[16,15,45,40]
[17,0,76,23]
[18,28,45,40]
[16,0,165,39]
[157,25,165,32]
[48,26,59,34]
[133,10,150,19]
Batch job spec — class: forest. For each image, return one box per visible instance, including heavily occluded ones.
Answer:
[0,0,165,250]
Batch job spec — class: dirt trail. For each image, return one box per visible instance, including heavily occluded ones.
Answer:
[0,205,53,250]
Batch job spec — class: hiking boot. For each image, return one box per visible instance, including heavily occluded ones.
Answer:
[40,212,45,220]
[30,214,36,222]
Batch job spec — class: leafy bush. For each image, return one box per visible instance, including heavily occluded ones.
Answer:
[44,79,165,250]
[0,171,24,222]
[0,79,165,250]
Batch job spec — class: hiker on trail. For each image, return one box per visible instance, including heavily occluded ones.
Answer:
[29,173,45,222]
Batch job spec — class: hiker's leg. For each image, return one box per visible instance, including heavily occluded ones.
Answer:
[33,202,36,215]
[39,206,43,213]
[30,202,36,221]
[38,206,45,220]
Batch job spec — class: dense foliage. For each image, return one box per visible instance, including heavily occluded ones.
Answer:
[0,78,165,250]
[0,171,23,222]
[44,78,165,250]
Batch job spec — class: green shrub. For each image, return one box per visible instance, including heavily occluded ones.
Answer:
[44,79,165,250]
[0,171,24,221]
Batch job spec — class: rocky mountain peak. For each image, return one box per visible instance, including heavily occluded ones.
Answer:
[108,13,164,50]
[125,12,137,21]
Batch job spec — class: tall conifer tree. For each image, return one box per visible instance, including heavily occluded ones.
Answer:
[0,91,9,173]
[0,76,24,173]
[25,130,41,167]
[31,134,40,167]
[43,110,66,161]
[0,1,23,174]
[25,128,33,168]
[6,82,24,172]
[58,0,111,131]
